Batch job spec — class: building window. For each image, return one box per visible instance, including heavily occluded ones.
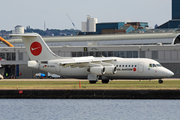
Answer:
[0,53,5,59]
[152,51,158,59]
[18,53,23,60]
[96,52,102,57]
[7,53,16,61]
[177,69,179,74]
[114,51,120,57]
[12,53,16,60]
[133,51,138,58]
[77,52,82,57]
[7,53,11,60]
[89,52,95,57]
[140,51,145,58]
[108,51,113,57]
[102,51,108,57]
[127,51,132,58]
[120,51,127,58]
[71,52,76,57]
[83,52,88,56]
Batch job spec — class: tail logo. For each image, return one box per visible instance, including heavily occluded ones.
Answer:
[30,42,42,56]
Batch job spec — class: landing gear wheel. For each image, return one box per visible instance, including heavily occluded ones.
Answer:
[89,81,97,84]
[102,80,109,84]
[158,79,163,84]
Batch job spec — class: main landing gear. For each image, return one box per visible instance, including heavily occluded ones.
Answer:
[158,79,163,84]
[89,81,97,84]
[102,80,110,84]
[88,74,110,84]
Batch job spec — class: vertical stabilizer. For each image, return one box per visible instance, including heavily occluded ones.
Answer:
[10,33,59,60]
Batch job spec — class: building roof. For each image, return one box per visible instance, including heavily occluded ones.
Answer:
[5,32,180,43]
[15,25,22,28]
[119,26,131,30]
[96,22,125,25]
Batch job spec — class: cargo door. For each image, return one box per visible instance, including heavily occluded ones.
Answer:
[138,63,144,73]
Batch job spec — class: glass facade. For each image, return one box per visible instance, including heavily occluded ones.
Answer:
[1,52,16,61]
[96,22,125,34]
[172,0,180,19]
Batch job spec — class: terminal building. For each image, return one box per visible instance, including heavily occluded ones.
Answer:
[0,31,180,78]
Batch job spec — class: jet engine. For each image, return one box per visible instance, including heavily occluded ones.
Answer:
[104,66,117,74]
[88,67,105,75]
[28,60,39,69]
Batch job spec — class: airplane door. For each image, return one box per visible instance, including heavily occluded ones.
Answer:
[138,63,144,73]
[153,65,157,76]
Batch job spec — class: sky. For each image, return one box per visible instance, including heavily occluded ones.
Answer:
[0,0,171,31]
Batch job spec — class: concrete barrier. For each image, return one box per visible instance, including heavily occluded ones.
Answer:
[0,90,180,99]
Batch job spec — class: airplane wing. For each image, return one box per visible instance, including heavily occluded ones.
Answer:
[58,58,116,68]
[59,60,90,68]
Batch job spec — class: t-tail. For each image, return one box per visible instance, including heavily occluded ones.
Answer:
[10,33,60,61]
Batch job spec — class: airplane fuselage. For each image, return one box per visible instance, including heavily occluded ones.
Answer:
[38,57,173,80]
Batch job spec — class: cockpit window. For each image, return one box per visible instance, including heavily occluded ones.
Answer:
[156,64,162,67]
[149,64,152,67]
[149,63,162,67]
[153,64,156,67]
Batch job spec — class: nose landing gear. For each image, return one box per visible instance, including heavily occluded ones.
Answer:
[158,79,163,84]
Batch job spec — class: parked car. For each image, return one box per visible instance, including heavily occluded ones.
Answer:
[48,72,61,79]
[34,73,46,79]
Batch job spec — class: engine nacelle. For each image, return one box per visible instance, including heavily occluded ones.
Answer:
[104,66,117,74]
[89,67,105,75]
[28,61,39,69]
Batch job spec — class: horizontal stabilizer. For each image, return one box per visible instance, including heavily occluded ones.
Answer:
[9,33,39,37]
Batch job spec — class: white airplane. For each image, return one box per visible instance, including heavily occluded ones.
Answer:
[10,33,174,84]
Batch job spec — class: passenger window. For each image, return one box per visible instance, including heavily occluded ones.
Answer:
[149,64,152,67]
[129,65,130,67]
[122,65,124,67]
[119,65,121,67]
[116,65,118,67]
[126,65,127,67]
[135,65,137,67]
[132,65,133,67]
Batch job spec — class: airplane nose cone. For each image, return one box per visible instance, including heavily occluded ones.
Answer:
[167,70,174,77]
